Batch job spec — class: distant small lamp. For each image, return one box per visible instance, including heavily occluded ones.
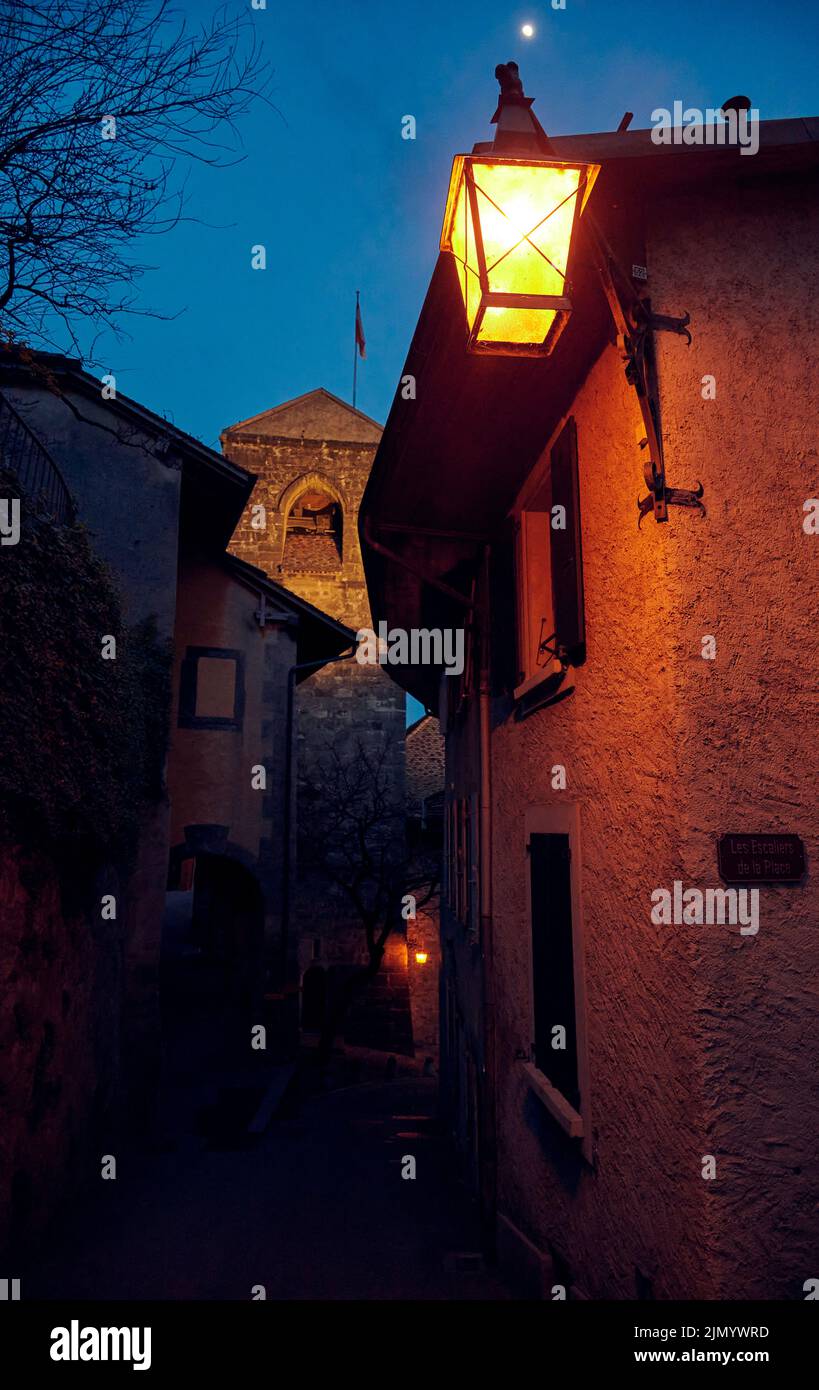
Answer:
[440,62,599,356]
[414,951,429,965]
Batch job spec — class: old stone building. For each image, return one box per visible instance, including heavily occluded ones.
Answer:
[406,713,446,838]
[0,353,352,1260]
[166,550,353,1058]
[222,389,412,1051]
[223,388,378,629]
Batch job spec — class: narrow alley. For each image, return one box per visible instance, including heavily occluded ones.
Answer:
[2,4,817,1349]
[23,1070,508,1302]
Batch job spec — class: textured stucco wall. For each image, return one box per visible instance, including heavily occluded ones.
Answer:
[490,341,711,1299]
[647,179,819,1300]
[3,383,181,638]
[167,545,295,964]
[481,175,818,1300]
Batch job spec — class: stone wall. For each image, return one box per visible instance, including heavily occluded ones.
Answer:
[223,391,412,1053]
[226,428,373,629]
[406,902,440,1061]
[1,378,182,1134]
[295,658,410,1051]
[224,389,382,633]
[344,935,414,1056]
[406,714,446,818]
[2,380,181,639]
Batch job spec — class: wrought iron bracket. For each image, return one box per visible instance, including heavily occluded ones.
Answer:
[586,217,704,525]
[537,621,575,673]
[637,461,705,528]
[537,623,563,666]
[640,308,692,344]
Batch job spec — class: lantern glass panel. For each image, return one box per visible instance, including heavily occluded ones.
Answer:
[479,304,556,346]
[473,162,581,299]
[441,153,598,354]
[448,174,482,331]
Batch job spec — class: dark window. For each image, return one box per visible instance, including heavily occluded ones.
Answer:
[196,656,236,718]
[178,647,245,730]
[528,831,579,1109]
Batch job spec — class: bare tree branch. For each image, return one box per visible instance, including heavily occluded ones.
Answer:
[300,737,440,1063]
[0,0,274,359]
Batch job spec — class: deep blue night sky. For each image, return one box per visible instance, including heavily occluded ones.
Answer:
[86,0,818,448]
[72,0,814,725]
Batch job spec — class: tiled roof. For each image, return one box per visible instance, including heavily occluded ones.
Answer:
[406,714,445,814]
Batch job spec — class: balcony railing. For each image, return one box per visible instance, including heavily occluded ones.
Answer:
[0,390,75,524]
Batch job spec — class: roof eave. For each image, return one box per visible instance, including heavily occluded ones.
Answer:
[224,553,356,674]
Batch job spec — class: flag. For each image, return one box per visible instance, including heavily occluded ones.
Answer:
[355,296,366,359]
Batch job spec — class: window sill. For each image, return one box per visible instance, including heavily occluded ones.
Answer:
[521,1062,584,1140]
[513,659,564,704]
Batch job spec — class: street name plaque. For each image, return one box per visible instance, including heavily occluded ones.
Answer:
[717,834,806,884]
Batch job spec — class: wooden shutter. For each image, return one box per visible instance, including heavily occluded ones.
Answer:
[528,832,580,1109]
[549,417,586,666]
[490,520,520,695]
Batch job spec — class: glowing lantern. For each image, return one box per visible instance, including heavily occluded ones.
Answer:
[440,153,599,356]
[415,951,429,965]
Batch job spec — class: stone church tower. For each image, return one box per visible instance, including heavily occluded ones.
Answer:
[221,389,412,1054]
[222,388,379,630]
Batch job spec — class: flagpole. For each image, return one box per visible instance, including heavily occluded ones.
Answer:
[353,289,360,409]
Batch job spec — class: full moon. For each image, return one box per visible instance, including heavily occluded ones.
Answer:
[521,23,535,37]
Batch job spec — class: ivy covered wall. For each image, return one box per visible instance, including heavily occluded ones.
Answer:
[0,468,172,1257]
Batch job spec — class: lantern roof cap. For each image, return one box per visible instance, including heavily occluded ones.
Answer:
[490,61,555,156]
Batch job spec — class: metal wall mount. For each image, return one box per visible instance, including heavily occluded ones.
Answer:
[587,217,706,526]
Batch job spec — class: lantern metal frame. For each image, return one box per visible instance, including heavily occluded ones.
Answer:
[441,154,599,357]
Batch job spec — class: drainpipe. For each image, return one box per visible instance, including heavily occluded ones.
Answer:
[478,545,497,1256]
[281,647,355,996]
